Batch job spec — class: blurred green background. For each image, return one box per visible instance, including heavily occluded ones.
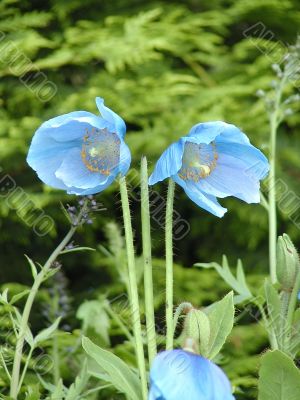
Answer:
[0,0,299,398]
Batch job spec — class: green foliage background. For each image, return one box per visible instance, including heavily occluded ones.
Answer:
[0,0,299,398]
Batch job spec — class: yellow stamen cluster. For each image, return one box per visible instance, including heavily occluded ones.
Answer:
[178,142,218,182]
[81,127,120,174]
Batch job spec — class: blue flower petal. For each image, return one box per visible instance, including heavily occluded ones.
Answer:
[96,97,126,138]
[66,174,116,195]
[118,141,131,176]
[173,175,227,217]
[40,111,109,142]
[149,350,235,400]
[199,153,261,203]
[188,121,250,145]
[55,147,113,190]
[149,140,185,185]
[216,142,269,179]
[27,140,72,190]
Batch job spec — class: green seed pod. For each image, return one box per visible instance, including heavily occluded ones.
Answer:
[277,234,300,289]
[183,308,210,356]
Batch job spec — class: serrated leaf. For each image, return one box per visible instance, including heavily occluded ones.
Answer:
[258,350,300,400]
[195,256,252,304]
[33,317,61,347]
[65,359,89,400]
[49,379,65,400]
[82,337,142,400]
[204,291,234,359]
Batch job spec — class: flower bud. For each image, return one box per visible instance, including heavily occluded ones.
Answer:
[183,308,210,356]
[277,234,300,289]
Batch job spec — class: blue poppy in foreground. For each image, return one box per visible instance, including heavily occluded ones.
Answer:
[27,98,131,195]
[149,122,269,217]
[149,349,235,400]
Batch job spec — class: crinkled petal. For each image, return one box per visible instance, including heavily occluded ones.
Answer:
[199,153,261,203]
[96,97,126,138]
[149,350,235,400]
[39,111,110,142]
[117,141,131,176]
[173,175,227,217]
[216,142,269,179]
[55,147,112,190]
[149,140,185,185]
[27,136,76,190]
[66,174,116,195]
[188,121,250,145]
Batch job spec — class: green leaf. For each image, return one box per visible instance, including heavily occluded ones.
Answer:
[49,379,65,400]
[25,255,38,279]
[258,350,300,400]
[264,280,281,345]
[82,337,142,400]
[184,309,210,357]
[77,299,110,345]
[204,291,234,359]
[10,289,30,305]
[0,288,9,304]
[195,256,252,304]
[65,359,89,400]
[60,246,95,255]
[33,317,61,347]
[25,384,42,400]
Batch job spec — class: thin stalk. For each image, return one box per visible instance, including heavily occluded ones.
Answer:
[104,304,134,343]
[268,77,286,284]
[10,201,88,399]
[140,157,157,364]
[172,302,193,335]
[17,347,33,392]
[119,176,148,400]
[165,179,175,350]
[52,293,60,385]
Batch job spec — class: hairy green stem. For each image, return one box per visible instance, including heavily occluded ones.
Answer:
[119,176,148,400]
[52,293,60,385]
[10,201,87,399]
[140,157,157,364]
[268,77,286,284]
[165,179,175,350]
[173,302,193,335]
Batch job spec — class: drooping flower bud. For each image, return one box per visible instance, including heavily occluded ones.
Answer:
[277,234,300,289]
[183,308,210,356]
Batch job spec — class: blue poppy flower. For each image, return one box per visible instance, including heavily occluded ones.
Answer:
[27,97,131,195]
[149,121,269,217]
[149,349,235,400]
